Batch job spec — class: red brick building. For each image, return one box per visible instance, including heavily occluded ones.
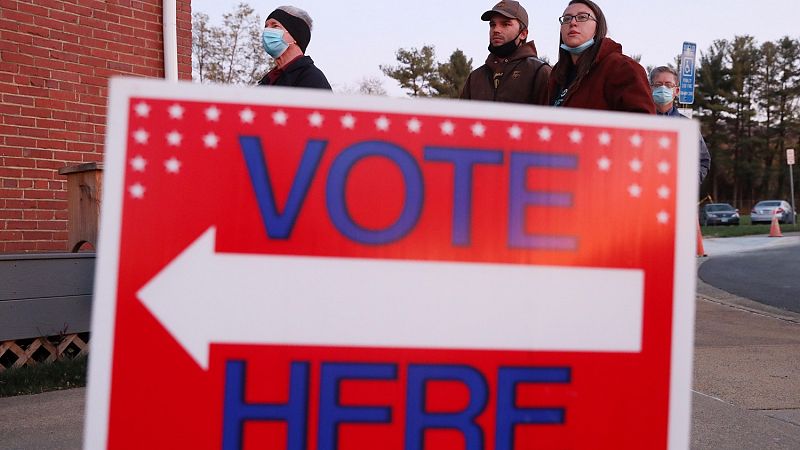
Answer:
[0,0,192,252]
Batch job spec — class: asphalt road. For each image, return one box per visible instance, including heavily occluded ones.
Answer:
[699,239,800,313]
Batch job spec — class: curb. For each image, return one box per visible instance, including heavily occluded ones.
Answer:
[696,258,800,324]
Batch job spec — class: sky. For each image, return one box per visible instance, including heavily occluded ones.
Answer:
[191,0,799,96]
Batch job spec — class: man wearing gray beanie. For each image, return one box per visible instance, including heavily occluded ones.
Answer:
[257,5,331,89]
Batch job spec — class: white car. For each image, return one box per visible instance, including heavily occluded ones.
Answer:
[750,200,795,224]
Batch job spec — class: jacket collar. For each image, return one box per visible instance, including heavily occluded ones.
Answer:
[485,41,539,66]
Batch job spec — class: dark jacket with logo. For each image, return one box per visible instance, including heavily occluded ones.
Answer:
[257,56,331,90]
[547,37,654,114]
[460,42,550,105]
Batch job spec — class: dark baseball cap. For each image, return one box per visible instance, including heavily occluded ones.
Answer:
[481,1,528,29]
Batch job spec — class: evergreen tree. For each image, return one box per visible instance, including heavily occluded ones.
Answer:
[696,39,732,203]
[774,37,800,197]
[433,49,473,98]
[380,46,442,97]
[726,36,760,207]
[695,35,800,209]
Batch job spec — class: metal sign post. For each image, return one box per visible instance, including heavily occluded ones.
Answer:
[788,149,796,224]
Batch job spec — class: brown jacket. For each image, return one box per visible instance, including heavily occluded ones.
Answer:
[547,37,655,114]
[460,42,551,105]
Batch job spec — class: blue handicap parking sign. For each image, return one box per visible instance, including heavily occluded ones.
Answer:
[678,42,697,104]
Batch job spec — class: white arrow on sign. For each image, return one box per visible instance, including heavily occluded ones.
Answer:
[138,227,644,370]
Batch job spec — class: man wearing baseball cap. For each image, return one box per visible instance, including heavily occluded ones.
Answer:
[258,5,331,89]
[461,1,550,105]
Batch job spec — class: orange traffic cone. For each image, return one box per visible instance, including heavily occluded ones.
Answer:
[696,219,707,257]
[769,212,783,237]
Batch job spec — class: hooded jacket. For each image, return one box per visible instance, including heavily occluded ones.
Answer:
[547,37,654,113]
[258,56,331,90]
[460,42,550,105]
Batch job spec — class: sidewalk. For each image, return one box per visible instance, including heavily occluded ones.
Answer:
[0,387,84,450]
[1,278,799,449]
[692,269,800,449]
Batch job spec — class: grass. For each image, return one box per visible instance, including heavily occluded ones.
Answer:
[701,215,800,238]
[0,356,87,397]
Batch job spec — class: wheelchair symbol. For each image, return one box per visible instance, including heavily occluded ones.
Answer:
[682,58,694,76]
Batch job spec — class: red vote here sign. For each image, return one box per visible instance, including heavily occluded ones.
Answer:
[85,78,698,449]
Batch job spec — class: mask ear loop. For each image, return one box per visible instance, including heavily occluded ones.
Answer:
[516,26,527,45]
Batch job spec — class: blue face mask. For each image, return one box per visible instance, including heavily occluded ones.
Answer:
[652,86,675,105]
[560,38,595,54]
[262,28,288,58]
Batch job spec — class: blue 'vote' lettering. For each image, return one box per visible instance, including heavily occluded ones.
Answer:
[239,137,577,249]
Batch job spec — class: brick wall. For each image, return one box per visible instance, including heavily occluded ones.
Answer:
[0,0,192,252]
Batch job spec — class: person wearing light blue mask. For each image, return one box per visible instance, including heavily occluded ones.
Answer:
[547,0,654,113]
[257,5,331,90]
[261,27,289,59]
[650,66,711,183]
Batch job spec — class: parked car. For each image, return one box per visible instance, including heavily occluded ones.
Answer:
[750,200,796,224]
[700,203,740,226]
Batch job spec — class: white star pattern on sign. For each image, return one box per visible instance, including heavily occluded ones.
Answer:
[658,185,671,199]
[239,108,255,124]
[659,136,671,149]
[272,110,288,125]
[657,211,670,224]
[166,131,182,146]
[308,111,324,128]
[658,161,671,174]
[130,155,147,172]
[537,127,552,141]
[569,129,583,143]
[168,103,184,119]
[129,183,145,199]
[597,156,611,171]
[440,120,455,136]
[204,106,221,122]
[133,128,149,144]
[203,133,219,149]
[340,114,356,129]
[165,157,181,174]
[629,133,643,147]
[508,125,522,140]
[471,122,486,137]
[376,116,390,131]
[134,102,150,117]
[598,132,611,146]
[406,118,421,133]
[629,158,643,173]
[628,184,642,198]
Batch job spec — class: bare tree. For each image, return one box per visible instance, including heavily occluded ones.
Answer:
[192,12,219,83]
[357,77,387,96]
[336,77,388,96]
[191,3,268,84]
